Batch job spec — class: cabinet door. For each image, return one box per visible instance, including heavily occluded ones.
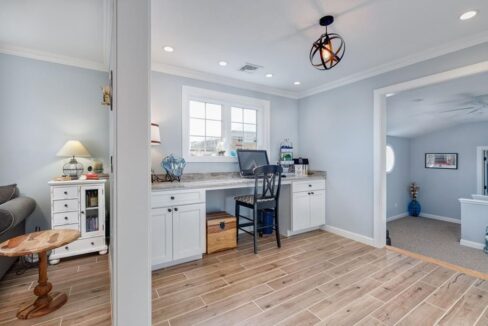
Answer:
[172,203,205,260]
[292,192,311,231]
[310,190,326,227]
[80,185,105,238]
[151,208,173,265]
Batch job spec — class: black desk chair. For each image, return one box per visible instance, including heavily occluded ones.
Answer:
[234,165,283,254]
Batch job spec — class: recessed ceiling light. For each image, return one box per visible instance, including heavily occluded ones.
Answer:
[459,10,478,20]
[385,93,395,98]
[265,73,273,78]
[293,81,301,86]
[163,46,174,52]
[218,61,228,66]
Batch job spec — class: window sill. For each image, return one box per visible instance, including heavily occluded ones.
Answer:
[183,155,238,163]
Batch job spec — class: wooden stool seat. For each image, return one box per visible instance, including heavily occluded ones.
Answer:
[0,229,80,320]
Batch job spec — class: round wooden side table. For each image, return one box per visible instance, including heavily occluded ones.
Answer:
[0,229,80,320]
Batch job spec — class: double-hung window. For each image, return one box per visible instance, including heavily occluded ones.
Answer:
[182,86,270,162]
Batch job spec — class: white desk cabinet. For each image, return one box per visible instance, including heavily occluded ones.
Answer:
[48,180,108,264]
[151,208,173,266]
[290,180,326,235]
[151,189,206,270]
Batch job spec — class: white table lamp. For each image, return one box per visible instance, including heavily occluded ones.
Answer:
[57,140,91,179]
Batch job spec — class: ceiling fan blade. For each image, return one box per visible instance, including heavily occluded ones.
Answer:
[441,106,475,113]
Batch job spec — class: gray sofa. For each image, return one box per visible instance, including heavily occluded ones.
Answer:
[0,184,35,279]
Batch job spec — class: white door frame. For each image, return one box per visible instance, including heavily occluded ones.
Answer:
[373,60,488,247]
[477,146,488,195]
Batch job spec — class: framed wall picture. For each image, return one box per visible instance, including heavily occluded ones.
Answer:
[425,153,458,169]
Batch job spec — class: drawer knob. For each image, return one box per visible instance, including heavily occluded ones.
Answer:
[65,246,69,250]
[167,208,172,212]
[309,184,312,187]
[64,204,68,207]
[64,216,68,220]
[219,222,225,230]
[91,242,95,246]
[64,191,68,195]
[81,211,85,214]
[170,196,175,200]
[174,207,178,212]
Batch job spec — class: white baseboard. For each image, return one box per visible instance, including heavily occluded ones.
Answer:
[421,213,461,224]
[387,212,409,222]
[460,239,485,250]
[322,225,376,247]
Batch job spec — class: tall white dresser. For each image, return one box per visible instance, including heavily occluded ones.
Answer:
[48,179,108,264]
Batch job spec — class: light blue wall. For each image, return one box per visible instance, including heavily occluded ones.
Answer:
[386,136,411,218]
[0,54,109,232]
[150,72,299,173]
[298,43,488,238]
[410,122,488,219]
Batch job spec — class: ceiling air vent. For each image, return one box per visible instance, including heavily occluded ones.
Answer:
[238,63,263,74]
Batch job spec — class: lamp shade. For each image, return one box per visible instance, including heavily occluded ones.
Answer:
[151,123,161,145]
[57,140,91,157]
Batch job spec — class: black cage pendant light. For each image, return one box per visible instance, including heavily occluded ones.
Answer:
[309,15,345,70]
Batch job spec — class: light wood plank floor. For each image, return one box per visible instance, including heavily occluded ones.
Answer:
[2,230,488,325]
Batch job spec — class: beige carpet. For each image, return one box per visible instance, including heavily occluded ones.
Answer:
[388,216,488,273]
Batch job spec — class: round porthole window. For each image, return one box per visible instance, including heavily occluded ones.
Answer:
[386,145,395,173]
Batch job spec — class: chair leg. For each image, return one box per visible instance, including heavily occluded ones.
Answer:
[253,206,258,254]
[274,207,281,248]
[235,203,240,243]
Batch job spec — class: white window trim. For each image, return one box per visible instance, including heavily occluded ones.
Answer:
[182,86,270,163]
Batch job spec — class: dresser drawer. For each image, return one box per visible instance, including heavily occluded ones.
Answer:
[52,199,79,213]
[53,212,79,226]
[293,180,326,193]
[54,237,105,255]
[53,223,79,231]
[52,186,79,200]
[152,190,205,208]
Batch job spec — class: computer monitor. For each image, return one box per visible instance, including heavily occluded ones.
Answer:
[237,149,269,177]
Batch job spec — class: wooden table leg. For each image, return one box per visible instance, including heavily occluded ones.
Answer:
[17,251,68,319]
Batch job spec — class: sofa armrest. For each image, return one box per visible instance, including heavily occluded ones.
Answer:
[0,197,35,236]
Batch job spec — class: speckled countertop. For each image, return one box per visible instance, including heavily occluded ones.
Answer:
[152,171,326,192]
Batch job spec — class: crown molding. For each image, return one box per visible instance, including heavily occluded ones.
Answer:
[152,62,300,99]
[0,44,107,72]
[299,30,488,98]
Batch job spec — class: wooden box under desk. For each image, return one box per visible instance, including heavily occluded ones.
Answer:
[206,212,237,254]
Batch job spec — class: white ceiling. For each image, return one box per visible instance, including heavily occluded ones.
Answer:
[1,0,488,97]
[0,0,107,70]
[387,72,488,138]
[152,0,488,96]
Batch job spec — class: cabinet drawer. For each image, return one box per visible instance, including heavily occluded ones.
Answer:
[53,212,79,226]
[55,237,105,255]
[53,223,79,231]
[52,186,79,200]
[293,180,326,193]
[152,190,205,208]
[52,199,79,213]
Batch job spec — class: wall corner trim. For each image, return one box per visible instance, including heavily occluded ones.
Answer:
[322,225,377,248]
[460,239,485,250]
[386,212,409,222]
[421,213,461,224]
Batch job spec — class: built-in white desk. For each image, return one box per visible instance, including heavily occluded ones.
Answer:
[150,171,326,269]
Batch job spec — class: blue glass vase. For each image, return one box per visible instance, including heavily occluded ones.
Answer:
[408,199,421,217]
[161,154,186,182]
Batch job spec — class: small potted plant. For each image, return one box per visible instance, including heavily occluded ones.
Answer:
[408,182,421,217]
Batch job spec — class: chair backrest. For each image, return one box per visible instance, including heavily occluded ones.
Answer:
[252,165,283,202]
